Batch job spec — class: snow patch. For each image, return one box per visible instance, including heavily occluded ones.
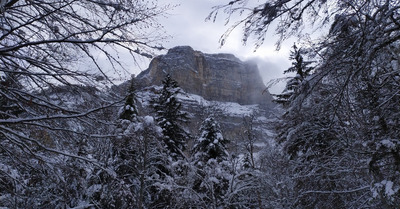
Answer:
[373,180,399,198]
[177,92,258,116]
[143,115,155,125]
[380,139,397,149]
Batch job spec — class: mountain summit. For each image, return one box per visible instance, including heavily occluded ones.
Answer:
[136,46,273,105]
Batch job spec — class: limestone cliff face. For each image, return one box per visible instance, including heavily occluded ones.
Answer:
[136,46,272,105]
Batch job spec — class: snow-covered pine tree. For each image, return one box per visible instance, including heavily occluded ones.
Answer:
[193,116,228,164]
[84,105,129,207]
[109,80,174,208]
[118,78,139,121]
[241,114,257,169]
[191,115,230,208]
[92,79,142,208]
[114,78,140,164]
[273,44,313,107]
[242,153,253,170]
[151,74,189,160]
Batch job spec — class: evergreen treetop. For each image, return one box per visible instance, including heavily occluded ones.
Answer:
[151,74,189,160]
[273,44,313,107]
[119,79,139,121]
[193,116,228,164]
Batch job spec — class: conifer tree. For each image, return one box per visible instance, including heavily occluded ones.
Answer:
[191,115,230,208]
[119,79,139,121]
[193,116,228,164]
[97,78,141,208]
[151,74,189,159]
[111,79,174,208]
[114,78,140,163]
[242,153,253,170]
[273,44,313,107]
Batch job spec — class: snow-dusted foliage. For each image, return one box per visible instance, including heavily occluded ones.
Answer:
[111,114,172,209]
[118,79,139,121]
[193,116,228,164]
[151,74,189,160]
[213,0,400,207]
[185,116,230,208]
[0,0,169,207]
[273,44,313,107]
[0,85,118,208]
[6,0,400,207]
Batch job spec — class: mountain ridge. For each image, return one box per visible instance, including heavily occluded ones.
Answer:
[136,46,273,106]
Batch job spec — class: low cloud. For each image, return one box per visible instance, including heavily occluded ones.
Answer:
[245,56,291,94]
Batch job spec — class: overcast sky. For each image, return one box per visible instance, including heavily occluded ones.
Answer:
[134,0,294,93]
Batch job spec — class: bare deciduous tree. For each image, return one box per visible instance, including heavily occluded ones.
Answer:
[0,1,171,207]
[0,0,170,156]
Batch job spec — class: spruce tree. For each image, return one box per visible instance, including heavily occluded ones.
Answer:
[118,79,139,121]
[112,78,175,208]
[102,78,141,208]
[151,74,189,159]
[115,78,139,163]
[193,116,228,164]
[273,44,313,107]
[191,115,230,208]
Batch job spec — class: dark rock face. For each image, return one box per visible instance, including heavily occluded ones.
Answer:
[136,46,273,105]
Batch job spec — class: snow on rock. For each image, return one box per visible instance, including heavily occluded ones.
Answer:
[216,102,258,117]
[177,91,259,117]
[140,88,262,119]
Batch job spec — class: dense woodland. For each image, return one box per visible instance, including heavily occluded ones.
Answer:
[1,0,400,208]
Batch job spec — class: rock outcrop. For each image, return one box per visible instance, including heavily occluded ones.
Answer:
[136,46,273,105]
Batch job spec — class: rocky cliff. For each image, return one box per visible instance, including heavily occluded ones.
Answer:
[136,46,273,105]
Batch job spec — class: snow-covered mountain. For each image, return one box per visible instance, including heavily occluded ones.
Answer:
[136,46,274,106]
[133,46,278,153]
